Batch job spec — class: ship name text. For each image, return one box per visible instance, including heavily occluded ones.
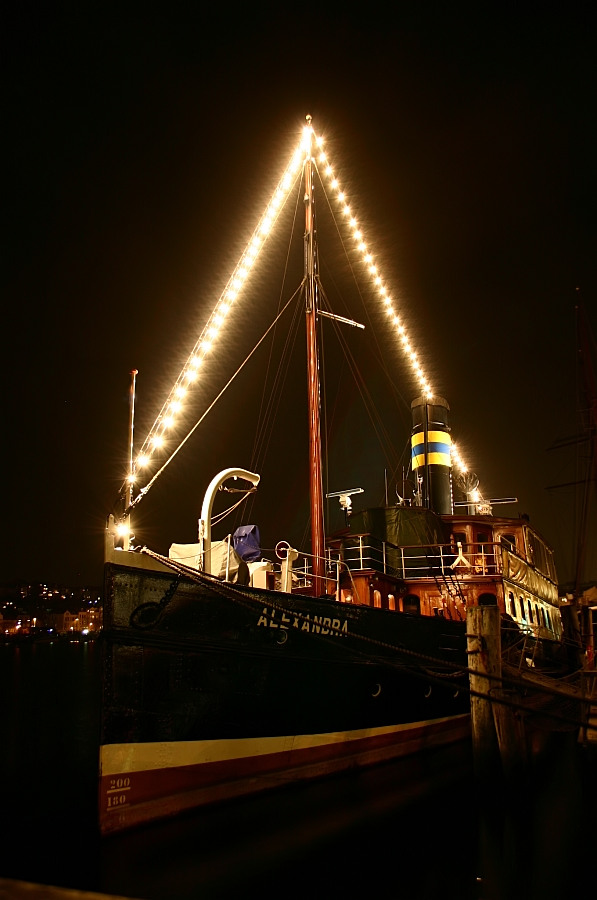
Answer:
[257,608,348,636]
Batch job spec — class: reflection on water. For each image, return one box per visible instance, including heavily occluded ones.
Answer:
[1,642,594,899]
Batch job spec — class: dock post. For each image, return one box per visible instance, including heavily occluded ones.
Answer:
[467,604,504,900]
[467,604,501,772]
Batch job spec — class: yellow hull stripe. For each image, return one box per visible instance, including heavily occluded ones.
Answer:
[100,716,466,776]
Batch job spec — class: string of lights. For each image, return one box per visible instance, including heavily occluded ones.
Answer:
[128,118,471,494]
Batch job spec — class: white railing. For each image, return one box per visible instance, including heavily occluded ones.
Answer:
[331,535,503,580]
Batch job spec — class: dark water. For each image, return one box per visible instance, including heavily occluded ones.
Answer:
[1,641,594,899]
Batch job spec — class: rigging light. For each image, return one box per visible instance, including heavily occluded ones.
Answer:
[450,443,469,474]
[134,126,307,482]
[129,118,474,497]
[316,136,435,401]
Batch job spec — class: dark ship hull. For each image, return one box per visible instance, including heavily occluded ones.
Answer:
[99,558,470,834]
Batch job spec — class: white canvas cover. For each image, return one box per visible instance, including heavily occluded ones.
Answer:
[168,538,248,583]
[169,542,202,569]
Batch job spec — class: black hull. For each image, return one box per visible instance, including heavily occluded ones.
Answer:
[100,561,471,833]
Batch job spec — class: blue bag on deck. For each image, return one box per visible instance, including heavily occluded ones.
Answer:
[232,524,261,562]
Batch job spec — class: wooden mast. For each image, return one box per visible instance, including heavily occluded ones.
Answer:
[303,116,325,595]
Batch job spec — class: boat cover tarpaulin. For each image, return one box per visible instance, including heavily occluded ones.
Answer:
[349,506,449,546]
[169,542,202,569]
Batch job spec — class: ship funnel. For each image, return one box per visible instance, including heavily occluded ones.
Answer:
[410,396,452,515]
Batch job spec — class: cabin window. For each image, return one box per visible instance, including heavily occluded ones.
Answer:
[476,531,491,549]
[373,589,382,609]
[388,594,396,611]
[474,530,495,573]
[403,594,421,615]
[507,591,514,616]
[516,596,524,620]
[526,530,556,580]
[479,592,497,606]
[500,534,517,552]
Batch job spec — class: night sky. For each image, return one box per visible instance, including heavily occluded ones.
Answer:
[4,4,596,589]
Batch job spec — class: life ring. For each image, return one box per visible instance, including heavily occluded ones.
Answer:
[275,541,290,560]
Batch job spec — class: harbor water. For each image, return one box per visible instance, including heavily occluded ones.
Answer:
[1,640,594,899]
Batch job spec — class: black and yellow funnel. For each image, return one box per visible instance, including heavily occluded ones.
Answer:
[411,396,452,515]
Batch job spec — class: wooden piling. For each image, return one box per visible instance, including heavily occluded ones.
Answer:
[466,604,502,775]
[467,604,505,900]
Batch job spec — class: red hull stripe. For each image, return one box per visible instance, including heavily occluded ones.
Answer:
[99,715,469,834]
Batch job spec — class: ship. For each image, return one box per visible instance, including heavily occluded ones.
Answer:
[99,117,570,835]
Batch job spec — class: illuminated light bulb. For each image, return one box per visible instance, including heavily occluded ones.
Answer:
[343,205,351,215]
[127,474,136,484]
[201,341,212,353]
[237,266,248,279]
[315,135,324,147]
[185,369,197,383]
[207,327,218,340]
[358,242,367,252]
[364,253,373,264]
[331,178,339,190]
[338,191,345,202]
[137,455,148,468]
[375,275,382,285]
[162,416,174,429]
[325,165,333,177]
[349,217,357,228]
[116,522,130,538]
[175,386,186,398]
[353,229,362,240]
[190,356,202,369]
[226,290,237,302]
[151,436,164,449]
[170,401,182,413]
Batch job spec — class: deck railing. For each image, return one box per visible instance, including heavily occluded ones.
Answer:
[330,534,503,580]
